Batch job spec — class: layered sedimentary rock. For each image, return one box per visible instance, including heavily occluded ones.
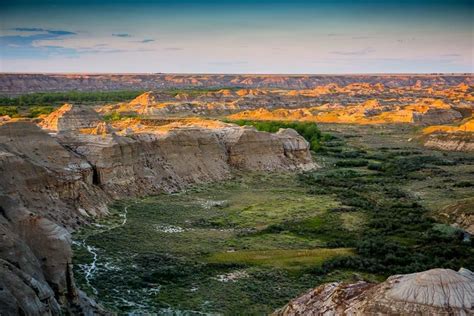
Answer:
[229,98,465,125]
[0,122,109,315]
[39,103,102,132]
[0,107,316,314]
[275,268,474,316]
[1,73,472,95]
[97,81,473,118]
[57,118,316,198]
[423,118,474,152]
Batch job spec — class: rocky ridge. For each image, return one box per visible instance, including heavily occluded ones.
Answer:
[1,74,472,95]
[98,83,473,117]
[228,98,466,125]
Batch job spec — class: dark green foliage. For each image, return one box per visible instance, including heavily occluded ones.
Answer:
[102,112,138,122]
[299,139,474,276]
[0,106,18,117]
[335,159,368,167]
[227,119,330,151]
[28,105,55,117]
[453,181,473,188]
[0,90,144,107]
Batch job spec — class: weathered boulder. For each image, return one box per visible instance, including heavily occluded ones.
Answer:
[275,268,474,316]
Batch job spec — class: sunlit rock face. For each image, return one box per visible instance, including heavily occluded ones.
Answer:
[229,98,466,125]
[39,103,102,133]
[274,268,474,316]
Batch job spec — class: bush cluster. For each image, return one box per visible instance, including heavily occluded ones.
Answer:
[228,119,331,151]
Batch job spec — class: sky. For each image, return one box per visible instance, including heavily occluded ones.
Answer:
[0,0,473,73]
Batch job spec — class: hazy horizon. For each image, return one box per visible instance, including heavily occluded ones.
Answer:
[1,0,473,73]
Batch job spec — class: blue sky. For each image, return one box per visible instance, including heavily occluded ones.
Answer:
[0,0,472,73]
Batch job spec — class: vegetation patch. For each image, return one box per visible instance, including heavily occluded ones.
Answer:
[227,119,333,151]
[207,248,354,269]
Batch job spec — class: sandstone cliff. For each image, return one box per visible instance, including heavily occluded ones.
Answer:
[275,268,474,316]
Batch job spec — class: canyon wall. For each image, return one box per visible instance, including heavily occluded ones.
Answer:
[0,113,315,314]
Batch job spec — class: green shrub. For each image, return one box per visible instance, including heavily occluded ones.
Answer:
[103,112,138,122]
[335,159,368,167]
[0,106,19,117]
[0,90,144,107]
[28,105,55,117]
[228,120,326,152]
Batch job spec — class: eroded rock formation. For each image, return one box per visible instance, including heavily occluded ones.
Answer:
[228,98,465,125]
[275,268,474,316]
[423,118,474,152]
[0,105,316,314]
[39,103,102,133]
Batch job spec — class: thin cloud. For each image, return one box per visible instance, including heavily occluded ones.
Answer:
[209,61,248,66]
[164,47,183,51]
[441,53,461,57]
[352,36,374,40]
[140,39,155,43]
[12,27,76,35]
[13,27,45,32]
[112,33,132,38]
[48,30,76,35]
[330,47,375,56]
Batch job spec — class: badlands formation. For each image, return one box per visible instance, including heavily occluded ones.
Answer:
[0,76,473,315]
[0,73,471,95]
[99,81,473,118]
[0,104,315,314]
[228,98,467,125]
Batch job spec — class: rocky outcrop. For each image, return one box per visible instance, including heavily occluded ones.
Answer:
[275,268,474,316]
[39,103,102,133]
[423,119,474,152]
[0,122,109,315]
[0,115,316,314]
[57,121,317,198]
[222,126,315,172]
[438,198,474,234]
[424,133,474,152]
